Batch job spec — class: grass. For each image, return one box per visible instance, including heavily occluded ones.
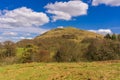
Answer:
[36,27,103,40]
[0,61,120,80]
[17,48,24,56]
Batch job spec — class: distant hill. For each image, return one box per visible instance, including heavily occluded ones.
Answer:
[35,27,103,41]
[6,27,120,63]
[17,27,103,49]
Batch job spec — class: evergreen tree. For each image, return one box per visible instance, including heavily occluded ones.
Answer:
[118,34,120,41]
[111,34,117,40]
[104,34,111,39]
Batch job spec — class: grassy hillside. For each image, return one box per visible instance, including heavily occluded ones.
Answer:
[0,61,120,80]
[17,27,103,49]
[36,27,103,41]
[15,27,120,62]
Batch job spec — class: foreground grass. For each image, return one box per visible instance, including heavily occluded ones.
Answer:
[0,61,120,80]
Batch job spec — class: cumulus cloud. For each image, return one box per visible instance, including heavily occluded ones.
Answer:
[2,32,18,36]
[92,0,120,6]
[0,7,49,28]
[88,29,113,35]
[0,27,49,42]
[5,27,49,34]
[0,7,50,42]
[45,0,88,21]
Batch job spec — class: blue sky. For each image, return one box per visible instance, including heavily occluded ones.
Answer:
[0,0,120,42]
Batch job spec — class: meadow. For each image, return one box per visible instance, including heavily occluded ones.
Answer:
[0,28,120,80]
[0,60,120,80]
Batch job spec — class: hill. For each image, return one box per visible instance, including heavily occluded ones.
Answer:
[35,27,103,41]
[17,27,103,47]
[16,27,104,61]
[15,27,120,63]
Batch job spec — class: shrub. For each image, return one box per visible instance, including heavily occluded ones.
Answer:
[111,34,117,40]
[85,39,120,61]
[54,41,83,62]
[3,41,16,57]
[33,50,50,62]
[104,34,111,39]
[0,57,17,65]
[18,44,38,63]
[117,34,120,41]
[62,34,77,39]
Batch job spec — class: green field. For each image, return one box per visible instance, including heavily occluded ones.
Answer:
[0,61,120,80]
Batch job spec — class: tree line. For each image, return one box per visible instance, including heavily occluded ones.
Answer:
[0,33,120,65]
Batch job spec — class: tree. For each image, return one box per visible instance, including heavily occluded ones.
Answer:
[0,43,3,49]
[104,34,111,39]
[33,50,50,62]
[19,44,38,63]
[111,34,117,40]
[54,40,82,62]
[0,43,3,59]
[118,34,120,41]
[3,41,16,57]
[110,41,120,56]
[16,39,33,47]
[85,39,119,61]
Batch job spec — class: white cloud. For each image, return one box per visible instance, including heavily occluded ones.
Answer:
[2,32,18,36]
[26,37,33,39]
[92,0,120,6]
[5,27,49,34]
[45,0,88,21]
[12,36,32,40]
[57,26,64,28]
[0,7,50,42]
[0,7,49,28]
[0,27,49,42]
[88,29,113,35]
[19,37,25,39]
[0,37,3,42]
